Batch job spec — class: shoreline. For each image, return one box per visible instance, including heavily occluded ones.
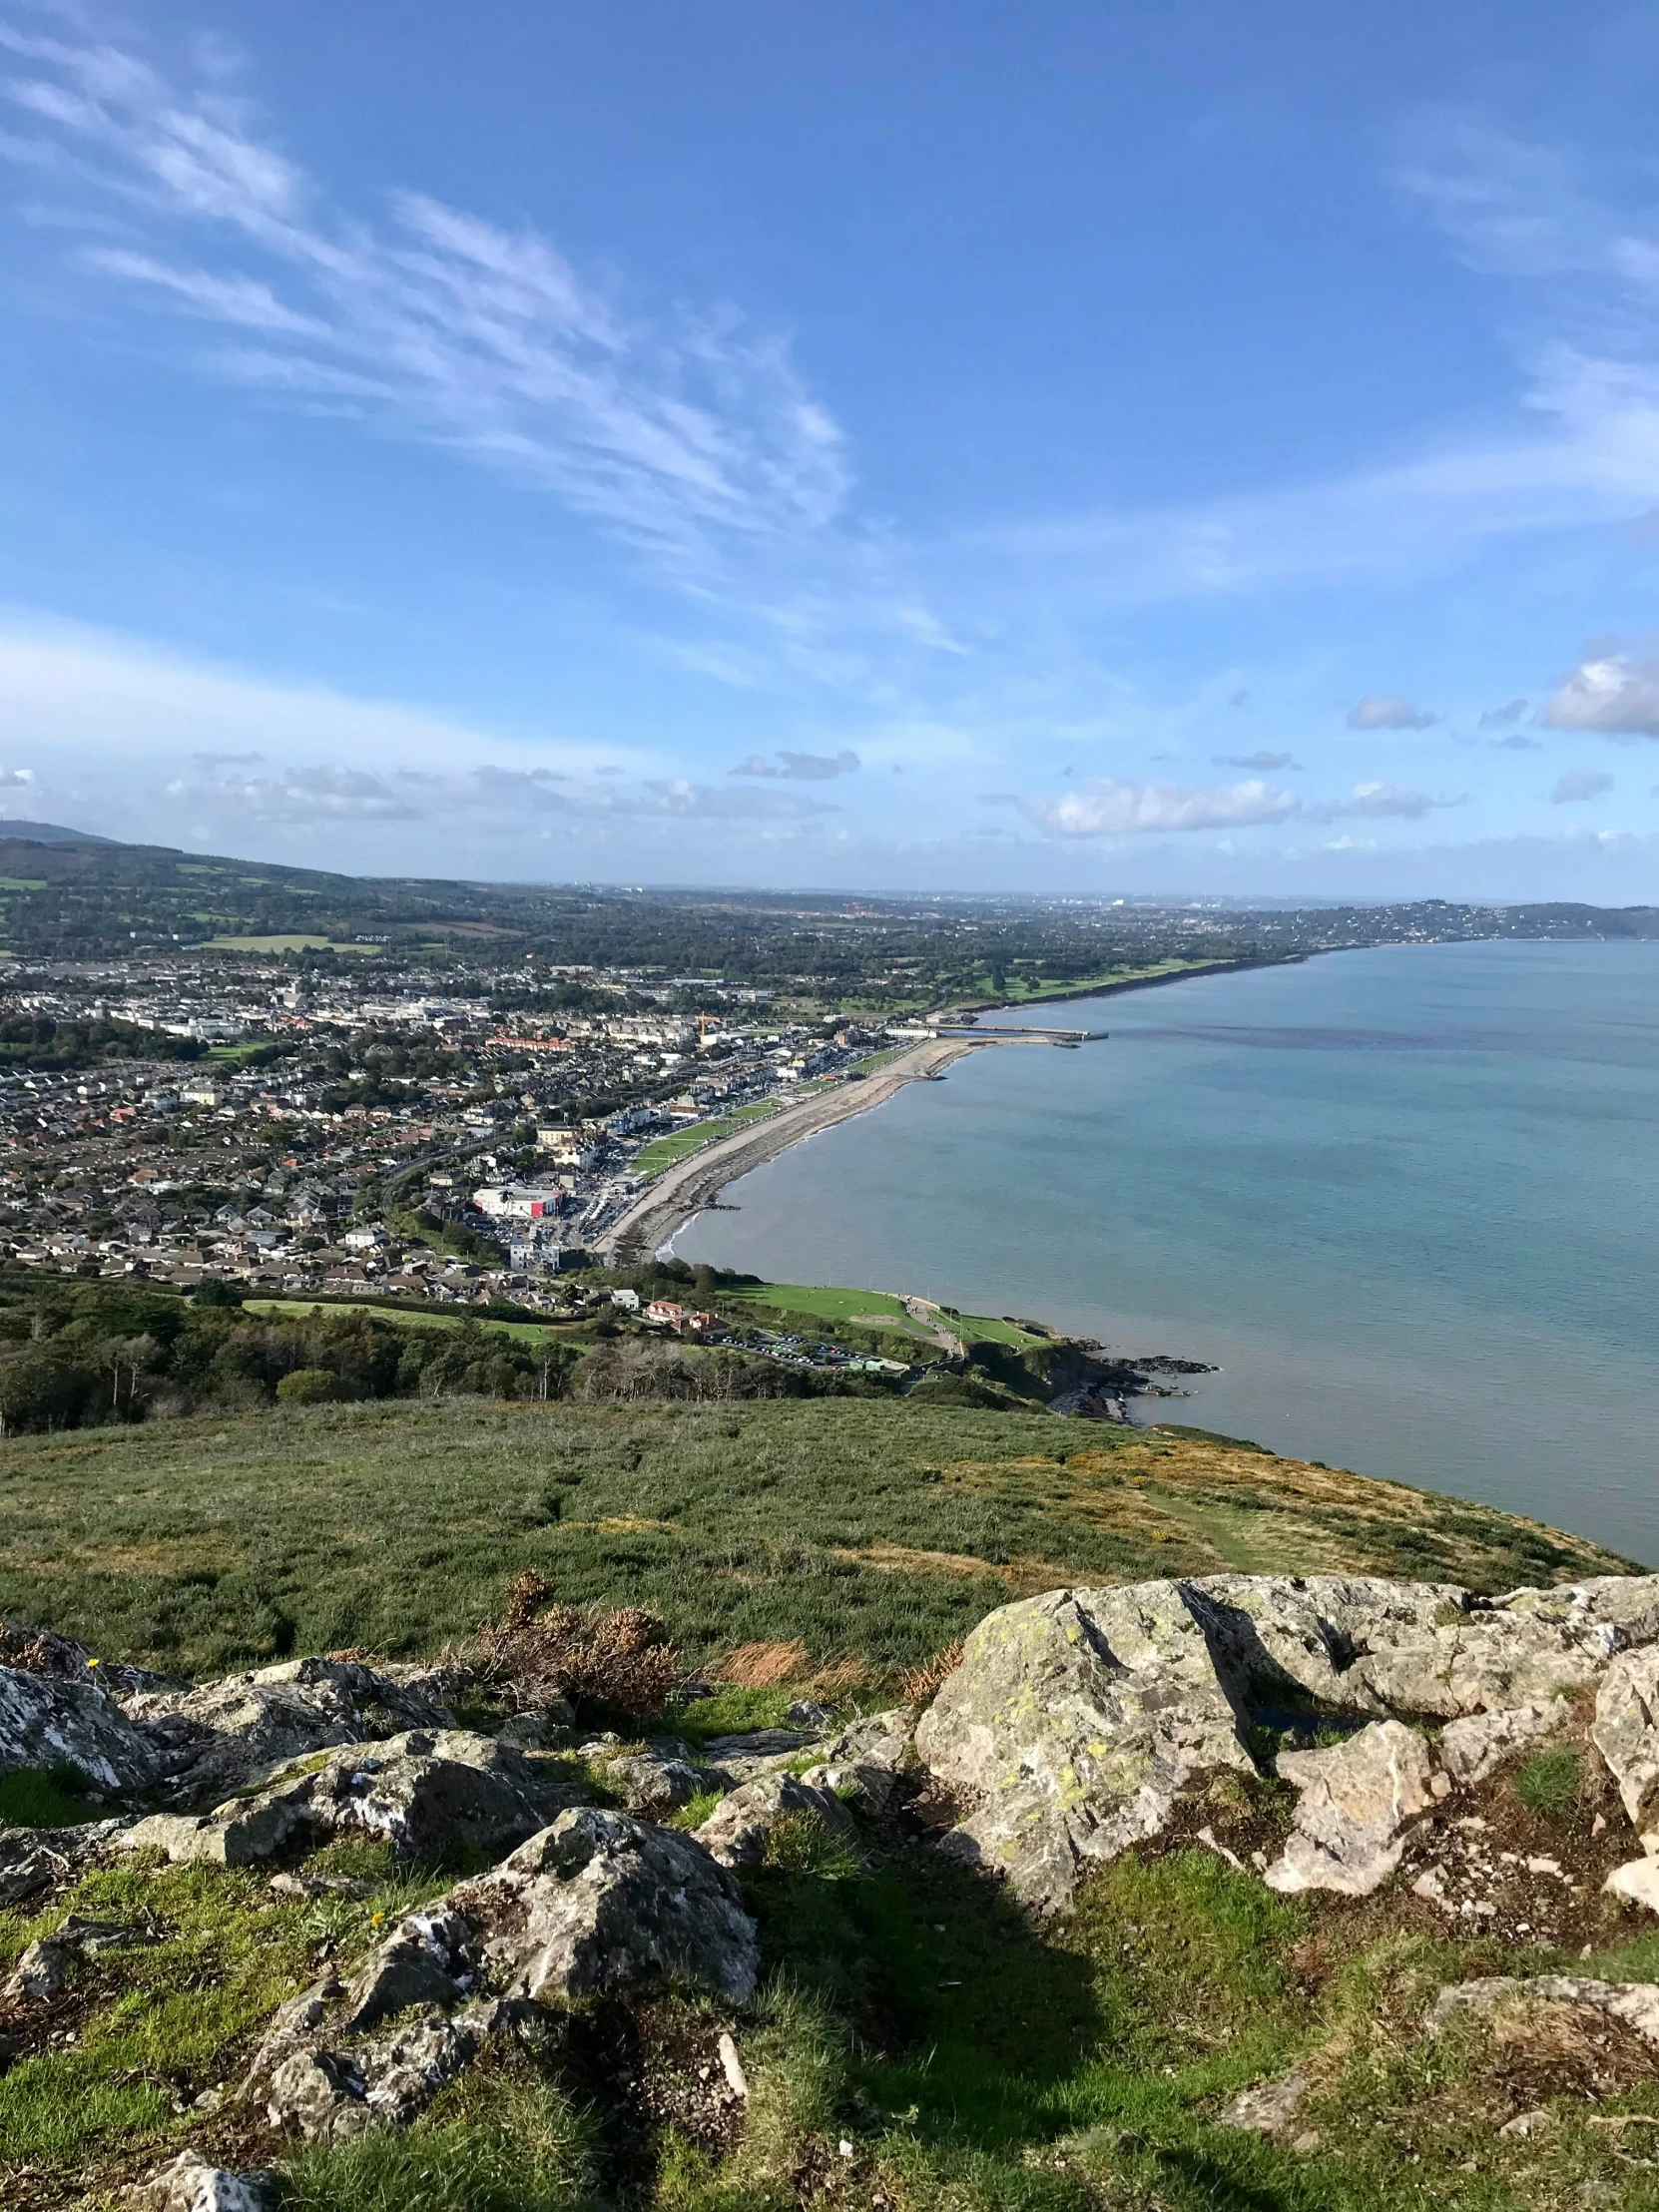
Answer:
[603,953,1288,1263]
[599,1033,982,1260]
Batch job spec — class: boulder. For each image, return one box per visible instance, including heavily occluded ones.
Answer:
[1438,1700,1570,1786]
[0,1665,166,1793]
[122,1728,586,1867]
[124,1658,453,1807]
[257,1992,529,2141]
[1264,1721,1441,1896]
[694,1728,818,1784]
[452,1808,759,2004]
[125,2151,277,2212]
[913,1584,1258,1912]
[1591,1646,1659,1832]
[1220,2069,1312,2134]
[1604,1858,1659,1914]
[913,1572,1637,1910]
[693,1770,858,1868]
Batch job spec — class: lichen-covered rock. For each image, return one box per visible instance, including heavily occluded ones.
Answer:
[914,1572,1641,1910]
[0,1664,167,1793]
[125,2150,277,2211]
[1438,1700,1570,1785]
[1591,1645,1659,1833]
[1220,2069,1312,2133]
[1264,1721,1442,1896]
[693,1770,858,1867]
[913,1584,1258,1911]
[694,1728,818,1784]
[452,1807,759,2003]
[121,1728,585,1867]
[123,1658,453,1807]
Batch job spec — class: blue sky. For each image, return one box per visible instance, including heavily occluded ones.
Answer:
[6,1,1659,897]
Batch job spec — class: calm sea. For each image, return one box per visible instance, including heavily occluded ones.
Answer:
[676,941,1659,1565]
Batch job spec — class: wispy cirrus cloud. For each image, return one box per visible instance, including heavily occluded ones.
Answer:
[1213,749,1299,771]
[0,22,848,582]
[1552,769,1614,803]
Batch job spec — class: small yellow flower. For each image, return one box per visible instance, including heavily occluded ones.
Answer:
[87,1658,100,1668]
[369,1912,384,1928]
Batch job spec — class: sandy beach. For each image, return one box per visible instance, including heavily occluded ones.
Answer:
[601,1034,981,1260]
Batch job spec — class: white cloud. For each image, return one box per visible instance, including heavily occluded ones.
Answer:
[1333,781,1461,820]
[1347,693,1437,731]
[731,748,859,781]
[1020,777,1298,837]
[0,26,848,581]
[1544,651,1659,738]
[1551,769,1614,803]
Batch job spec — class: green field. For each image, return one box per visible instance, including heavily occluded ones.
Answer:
[631,1097,783,1178]
[0,1396,1624,1681]
[206,932,378,952]
[241,1297,569,1346]
[721,1281,1046,1350]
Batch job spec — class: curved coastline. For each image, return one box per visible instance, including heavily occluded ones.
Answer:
[602,953,1293,1262]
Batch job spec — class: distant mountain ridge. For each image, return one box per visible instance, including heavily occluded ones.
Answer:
[0,819,121,847]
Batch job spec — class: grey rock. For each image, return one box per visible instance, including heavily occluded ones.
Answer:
[695,1728,816,1782]
[494,1701,576,1751]
[1592,1646,1659,1832]
[1603,1857,1659,1913]
[268,1872,367,1902]
[5,1914,155,1999]
[125,2151,277,2212]
[912,1571,1641,1910]
[787,1700,835,1730]
[122,1728,585,1867]
[1439,1700,1570,1785]
[0,1665,166,1793]
[693,1770,858,1868]
[1428,1975,1659,2046]
[0,1818,128,1906]
[126,1658,453,1807]
[1264,1722,1439,1897]
[1220,2069,1312,2133]
[812,1710,914,1814]
[597,1747,706,1819]
[453,1807,759,2003]
[914,1584,1258,1912]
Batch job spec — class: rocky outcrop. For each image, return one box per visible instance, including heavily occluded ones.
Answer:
[693,1770,858,1868]
[811,1709,914,1814]
[0,1664,167,1793]
[122,1657,454,1806]
[5,1912,158,1999]
[244,1809,757,2139]
[450,1808,759,2003]
[121,1728,586,1867]
[1428,1974,1659,2046]
[0,1819,129,1907]
[914,1573,1659,1911]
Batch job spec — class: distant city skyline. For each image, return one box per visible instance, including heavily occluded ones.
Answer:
[6,1,1659,896]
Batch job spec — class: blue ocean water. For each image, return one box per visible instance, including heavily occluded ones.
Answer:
[677,941,1659,1564]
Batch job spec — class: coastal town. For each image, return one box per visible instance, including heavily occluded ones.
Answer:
[0,950,944,1310]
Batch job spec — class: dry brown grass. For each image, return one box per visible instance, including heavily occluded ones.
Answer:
[712,1638,809,1687]
[897,1638,964,1705]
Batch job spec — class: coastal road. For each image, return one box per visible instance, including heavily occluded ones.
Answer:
[601,1035,982,1262]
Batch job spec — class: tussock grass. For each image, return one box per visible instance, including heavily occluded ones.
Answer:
[0,1398,1626,1680]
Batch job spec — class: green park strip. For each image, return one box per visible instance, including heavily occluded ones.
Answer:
[630,1096,784,1179]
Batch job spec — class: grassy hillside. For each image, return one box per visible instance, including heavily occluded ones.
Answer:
[0,1397,1631,1678]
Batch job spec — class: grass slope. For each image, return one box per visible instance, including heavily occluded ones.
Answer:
[0,1398,1630,1678]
